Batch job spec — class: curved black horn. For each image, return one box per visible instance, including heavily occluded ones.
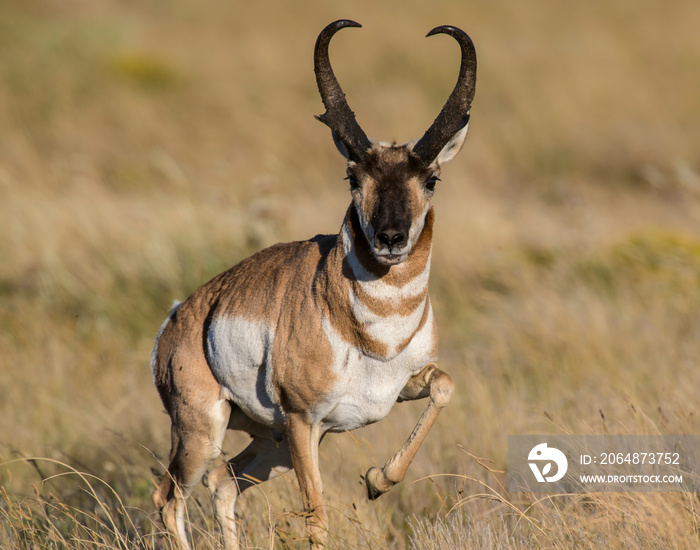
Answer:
[412,26,477,166]
[314,20,372,162]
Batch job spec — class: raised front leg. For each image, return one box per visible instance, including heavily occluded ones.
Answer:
[287,413,327,548]
[365,363,454,500]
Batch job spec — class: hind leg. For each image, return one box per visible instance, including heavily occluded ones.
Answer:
[153,398,231,550]
[206,435,293,550]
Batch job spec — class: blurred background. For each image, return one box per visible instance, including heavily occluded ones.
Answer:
[1,0,699,548]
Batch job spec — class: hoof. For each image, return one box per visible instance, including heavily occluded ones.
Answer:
[365,467,395,501]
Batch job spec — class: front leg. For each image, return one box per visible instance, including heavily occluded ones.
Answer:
[287,412,327,547]
[365,362,454,500]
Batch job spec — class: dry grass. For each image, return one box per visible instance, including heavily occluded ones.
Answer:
[2,0,700,548]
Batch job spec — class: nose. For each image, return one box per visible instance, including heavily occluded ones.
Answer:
[376,229,406,250]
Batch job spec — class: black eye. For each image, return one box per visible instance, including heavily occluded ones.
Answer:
[345,174,360,190]
[425,176,440,192]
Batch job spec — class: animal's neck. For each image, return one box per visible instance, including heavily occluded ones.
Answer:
[318,204,434,360]
[341,203,433,294]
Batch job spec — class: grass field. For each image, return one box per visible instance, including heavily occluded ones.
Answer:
[2,0,700,548]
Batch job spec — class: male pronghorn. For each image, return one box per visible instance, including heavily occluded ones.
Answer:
[151,19,476,549]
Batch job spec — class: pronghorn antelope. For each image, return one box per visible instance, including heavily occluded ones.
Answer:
[151,19,476,549]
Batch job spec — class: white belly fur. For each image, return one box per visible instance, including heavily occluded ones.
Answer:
[206,317,284,428]
[206,306,436,433]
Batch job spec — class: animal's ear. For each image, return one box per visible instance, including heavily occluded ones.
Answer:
[434,115,469,165]
[332,131,351,159]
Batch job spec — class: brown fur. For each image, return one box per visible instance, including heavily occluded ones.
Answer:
[152,141,464,550]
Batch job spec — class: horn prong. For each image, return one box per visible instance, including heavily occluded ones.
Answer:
[412,26,477,166]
